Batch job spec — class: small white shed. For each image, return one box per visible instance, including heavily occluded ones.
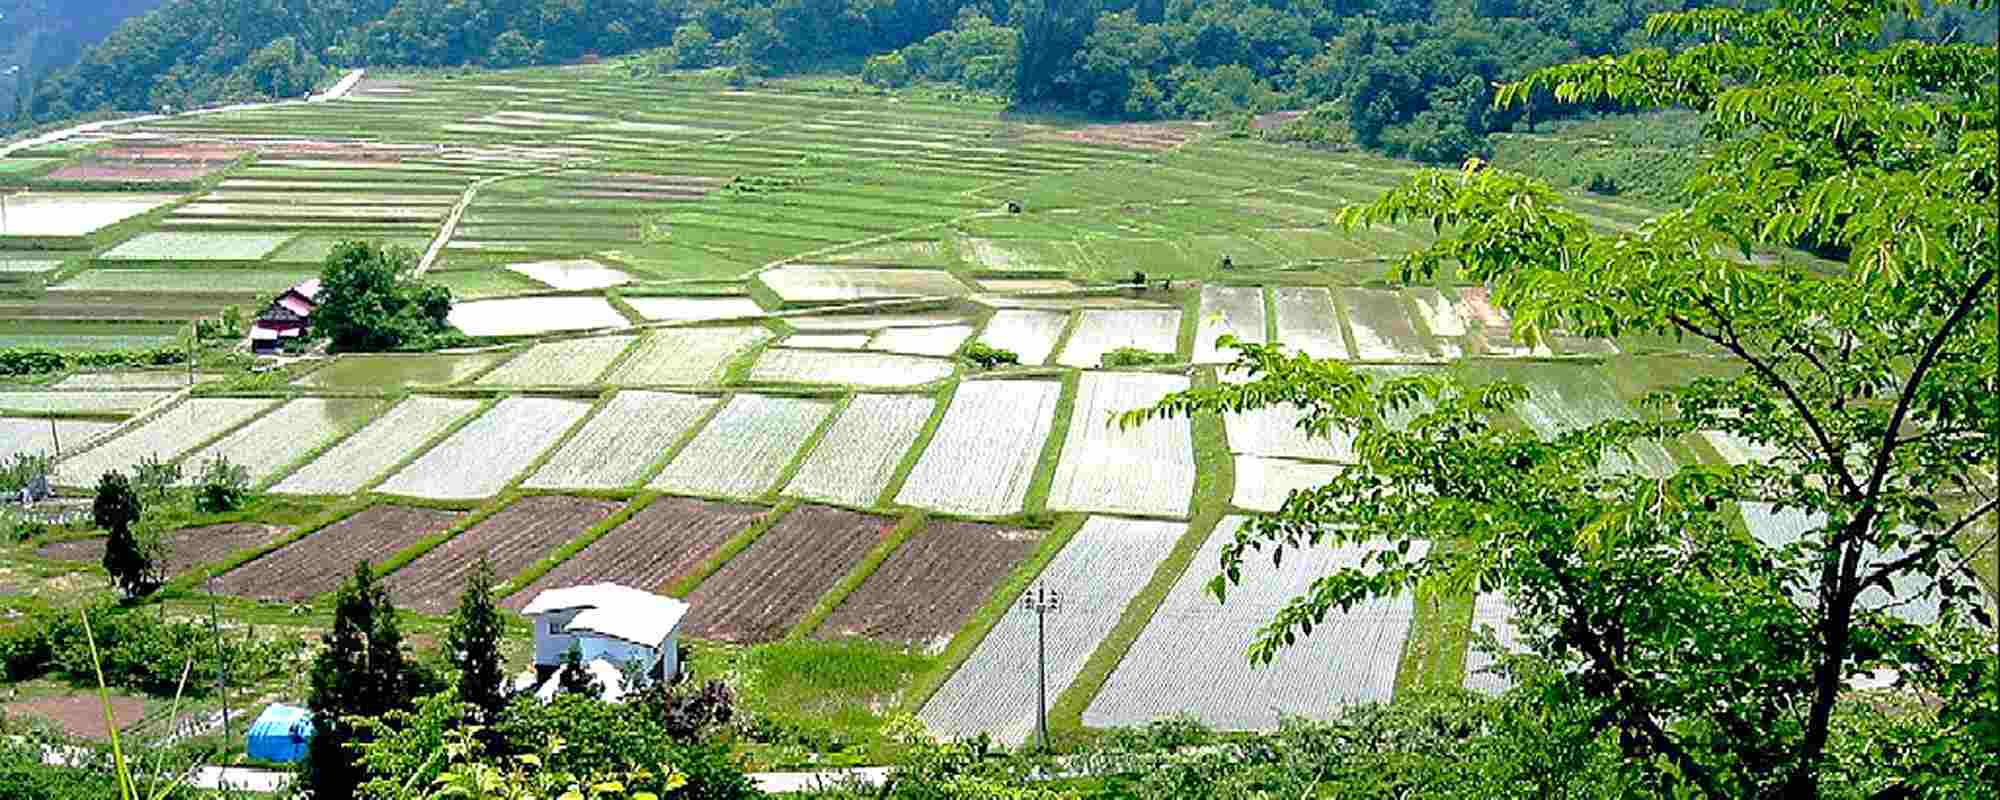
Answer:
[519,583,689,696]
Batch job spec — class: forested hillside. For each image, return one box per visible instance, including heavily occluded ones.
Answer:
[20,0,1998,164]
[0,0,166,118]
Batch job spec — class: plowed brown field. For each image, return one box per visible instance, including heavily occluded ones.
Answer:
[816,520,1042,649]
[680,505,893,643]
[386,495,620,615]
[214,506,461,602]
[39,522,288,579]
[501,497,768,611]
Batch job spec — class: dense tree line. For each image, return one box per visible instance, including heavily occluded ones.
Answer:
[0,0,165,119]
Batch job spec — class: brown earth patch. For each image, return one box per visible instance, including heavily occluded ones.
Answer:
[502,497,767,611]
[385,496,621,615]
[1250,110,1306,131]
[5,692,146,740]
[38,522,288,578]
[213,506,462,602]
[1041,122,1211,151]
[681,505,894,644]
[816,520,1042,649]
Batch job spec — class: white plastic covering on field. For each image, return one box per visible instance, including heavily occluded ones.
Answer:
[525,392,718,490]
[1193,285,1267,364]
[1463,592,1523,694]
[785,393,934,507]
[376,397,591,499]
[273,396,481,495]
[1272,287,1349,360]
[55,398,277,486]
[1230,455,1341,513]
[1223,402,1354,462]
[748,349,954,388]
[448,296,631,337]
[975,309,1067,366]
[1082,518,1429,730]
[868,325,975,357]
[1046,372,1196,518]
[1056,309,1181,368]
[895,380,1061,516]
[609,327,771,386]
[1738,502,1945,625]
[649,394,831,499]
[476,336,637,386]
[921,517,1185,743]
[181,397,386,484]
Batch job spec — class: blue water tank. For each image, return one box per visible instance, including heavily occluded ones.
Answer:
[245,704,313,764]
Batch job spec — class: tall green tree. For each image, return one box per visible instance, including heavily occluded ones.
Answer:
[92,470,158,599]
[446,555,507,723]
[313,240,456,352]
[307,561,417,800]
[1127,0,1997,796]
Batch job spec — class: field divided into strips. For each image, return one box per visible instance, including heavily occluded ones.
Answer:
[1481,363,1678,477]
[681,505,894,643]
[377,397,591,500]
[1084,518,1430,731]
[976,310,1067,366]
[869,325,975,357]
[0,192,178,236]
[56,372,215,390]
[623,296,765,324]
[526,392,716,490]
[1057,309,1182,368]
[501,497,767,611]
[40,522,287,581]
[386,496,621,615]
[757,268,970,305]
[448,297,631,338]
[897,380,1062,517]
[921,517,1185,743]
[215,506,463,602]
[1193,286,1267,363]
[100,232,293,261]
[1048,372,1197,517]
[785,393,934,507]
[1232,455,1341,513]
[1270,287,1350,361]
[272,396,481,495]
[0,417,117,461]
[650,394,831,499]
[474,335,636,386]
[818,520,1041,651]
[1337,288,1433,361]
[299,353,508,389]
[1225,402,1353,462]
[748,349,954,388]
[609,327,771,386]
[0,391,172,415]
[54,399,276,486]
[1464,593,1522,694]
[180,397,388,485]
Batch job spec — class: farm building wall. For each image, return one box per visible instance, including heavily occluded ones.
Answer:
[576,634,661,679]
[533,610,583,666]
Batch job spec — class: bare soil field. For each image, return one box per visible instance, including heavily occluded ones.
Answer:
[45,162,221,182]
[681,505,894,643]
[386,496,620,615]
[501,497,768,611]
[1040,122,1211,150]
[5,692,146,740]
[39,523,287,578]
[816,520,1041,650]
[213,506,462,602]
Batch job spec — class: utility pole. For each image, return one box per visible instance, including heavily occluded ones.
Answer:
[1020,584,1062,752]
[208,574,230,752]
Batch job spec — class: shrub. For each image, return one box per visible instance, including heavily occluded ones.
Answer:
[959,342,1020,371]
[130,455,183,506]
[0,604,294,696]
[1099,348,1176,368]
[94,471,160,599]
[1585,171,1621,195]
[0,452,51,495]
[193,455,250,513]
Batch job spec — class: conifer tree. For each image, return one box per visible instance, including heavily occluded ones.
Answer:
[446,554,507,721]
[92,470,158,599]
[306,561,414,800]
[554,643,601,699]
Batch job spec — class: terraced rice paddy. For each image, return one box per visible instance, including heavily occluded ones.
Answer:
[896,380,1061,516]
[0,391,172,415]
[1463,593,1521,694]
[1224,402,1353,461]
[376,397,591,499]
[215,506,463,602]
[650,394,831,499]
[299,352,507,388]
[386,495,621,615]
[783,393,934,507]
[1057,309,1182,368]
[1337,288,1433,361]
[759,267,969,304]
[680,504,894,643]
[0,417,118,461]
[52,372,217,390]
[526,391,716,490]
[747,348,954,388]
[506,259,630,290]
[501,497,767,610]
[448,296,630,337]
[817,520,1041,650]
[55,398,276,486]
[1738,502,1941,624]
[100,232,294,261]
[474,336,636,386]
[1231,455,1342,512]
[1488,363,1678,477]
[868,324,974,357]
[0,193,179,236]
[1048,372,1196,517]
[621,296,765,323]
[608,327,771,385]
[1083,519,1429,730]
[1270,287,1349,360]
[1193,285,1267,363]
[921,517,1184,743]
[272,396,482,495]
[179,397,388,484]
[975,309,1067,366]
